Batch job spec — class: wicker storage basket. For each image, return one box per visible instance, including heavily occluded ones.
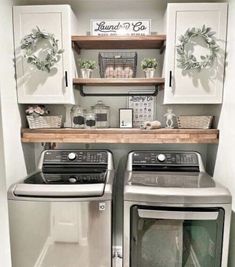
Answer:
[27,115,62,129]
[98,52,137,78]
[177,116,213,129]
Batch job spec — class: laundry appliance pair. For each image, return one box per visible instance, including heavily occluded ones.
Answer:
[8,149,231,267]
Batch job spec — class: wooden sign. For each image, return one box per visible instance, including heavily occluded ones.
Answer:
[90,19,151,36]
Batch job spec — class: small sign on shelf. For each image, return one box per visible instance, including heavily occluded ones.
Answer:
[128,94,155,128]
[90,19,151,36]
[119,108,133,128]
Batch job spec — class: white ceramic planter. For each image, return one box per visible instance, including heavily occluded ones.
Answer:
[144,68,155,78]
[81,68,93,78]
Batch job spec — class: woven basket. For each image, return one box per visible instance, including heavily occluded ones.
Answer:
[177,116,213,129]
[27,115,62,129]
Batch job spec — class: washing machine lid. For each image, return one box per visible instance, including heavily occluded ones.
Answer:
[12,183,105,197]
[24,170,107,185]
[11,170,106,197]
[124,172,231,204]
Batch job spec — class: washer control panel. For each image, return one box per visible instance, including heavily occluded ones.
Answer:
[43,150,108,164]
[132,151,199,165]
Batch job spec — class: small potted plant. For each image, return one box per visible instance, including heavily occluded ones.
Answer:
[141,58,158,78]
[26,105,49,117]
[79,59,96,78]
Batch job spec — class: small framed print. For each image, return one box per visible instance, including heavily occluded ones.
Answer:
[119,108,133,128]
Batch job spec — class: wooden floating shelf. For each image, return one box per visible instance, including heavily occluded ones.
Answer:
[73,78,165,87]
[72,35,166,52]
[21,128,219,144]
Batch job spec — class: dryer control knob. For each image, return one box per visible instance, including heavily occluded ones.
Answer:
[68,152,77,161]
[157,154,166,162]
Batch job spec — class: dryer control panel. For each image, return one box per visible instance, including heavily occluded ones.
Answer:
[132,151,198,165]
[130,151,200,172]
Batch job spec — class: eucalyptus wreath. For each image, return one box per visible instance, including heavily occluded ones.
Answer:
[20,27,64,72]
[176,25,220,71]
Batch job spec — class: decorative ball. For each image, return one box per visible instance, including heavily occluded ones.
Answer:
[105,66,114,78]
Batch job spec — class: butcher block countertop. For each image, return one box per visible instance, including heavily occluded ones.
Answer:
[21,128,219,144]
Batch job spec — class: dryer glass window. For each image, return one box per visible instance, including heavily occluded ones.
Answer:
[130,206,224,267]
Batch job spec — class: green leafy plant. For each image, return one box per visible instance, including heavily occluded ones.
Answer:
[79,59,96,70]
[141,58,158,70]
[176,25,220,71]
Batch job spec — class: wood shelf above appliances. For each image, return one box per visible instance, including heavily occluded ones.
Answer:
[21,128,219,144]
[73,78,165,96]
[73,78,164,86]
[72,35,166,53]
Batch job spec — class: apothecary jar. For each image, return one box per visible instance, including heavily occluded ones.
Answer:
[70,105,85,128]
[85,110,96,129]
[91,100,110,128]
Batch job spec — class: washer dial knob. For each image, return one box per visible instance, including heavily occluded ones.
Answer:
[69,177,77,183]
[157,154,166,162]
[67,152,77,161]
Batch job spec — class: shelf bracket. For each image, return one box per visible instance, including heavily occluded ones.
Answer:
[72,41,81,54]
[41,142,57,150]
[76,84,159,97]
[160,40,166,54]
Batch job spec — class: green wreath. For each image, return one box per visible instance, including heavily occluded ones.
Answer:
[21,27,64,73]
[176,25,220,71]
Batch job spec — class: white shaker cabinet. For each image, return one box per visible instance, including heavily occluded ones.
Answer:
[164,3,227,104]
[14,5,78,104]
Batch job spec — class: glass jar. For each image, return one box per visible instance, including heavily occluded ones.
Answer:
[70,105,85,128]
[85,110,96,128]
[91,100,110,128]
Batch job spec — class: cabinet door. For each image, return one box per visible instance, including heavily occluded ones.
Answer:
[164,3,227,104]
[14,5,76,104]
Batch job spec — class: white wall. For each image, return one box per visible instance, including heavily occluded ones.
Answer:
[0,0,33,265]
[0,94,11,267]
[210,0,235,266]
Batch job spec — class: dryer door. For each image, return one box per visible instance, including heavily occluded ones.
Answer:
[130,206,224,267]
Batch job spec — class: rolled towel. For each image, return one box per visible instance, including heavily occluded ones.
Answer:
[143,120,161,130]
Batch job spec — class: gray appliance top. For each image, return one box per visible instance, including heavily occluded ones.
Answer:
[124,151,231,204]
[129,171,215,188]
[8,150,114,199]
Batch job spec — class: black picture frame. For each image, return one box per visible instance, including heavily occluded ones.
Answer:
[119,108,133,128]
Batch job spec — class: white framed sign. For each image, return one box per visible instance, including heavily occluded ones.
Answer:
[128,94,155,128]
[90,19,151,36]
[119,108,133,128]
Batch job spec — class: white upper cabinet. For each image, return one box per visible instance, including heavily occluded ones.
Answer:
[164,3,227,104]
[14,5,78,104]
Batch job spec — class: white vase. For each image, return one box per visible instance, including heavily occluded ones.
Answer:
[144,68,155,78]
[81,68,93,78]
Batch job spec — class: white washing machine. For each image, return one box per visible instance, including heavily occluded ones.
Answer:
[123,151,231,267]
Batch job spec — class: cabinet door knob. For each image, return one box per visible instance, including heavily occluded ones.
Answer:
[65,71,68,87]
[169,71,172,87]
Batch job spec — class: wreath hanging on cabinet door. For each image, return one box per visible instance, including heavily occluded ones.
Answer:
[20,27,64,73]
[176,25,220,71]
